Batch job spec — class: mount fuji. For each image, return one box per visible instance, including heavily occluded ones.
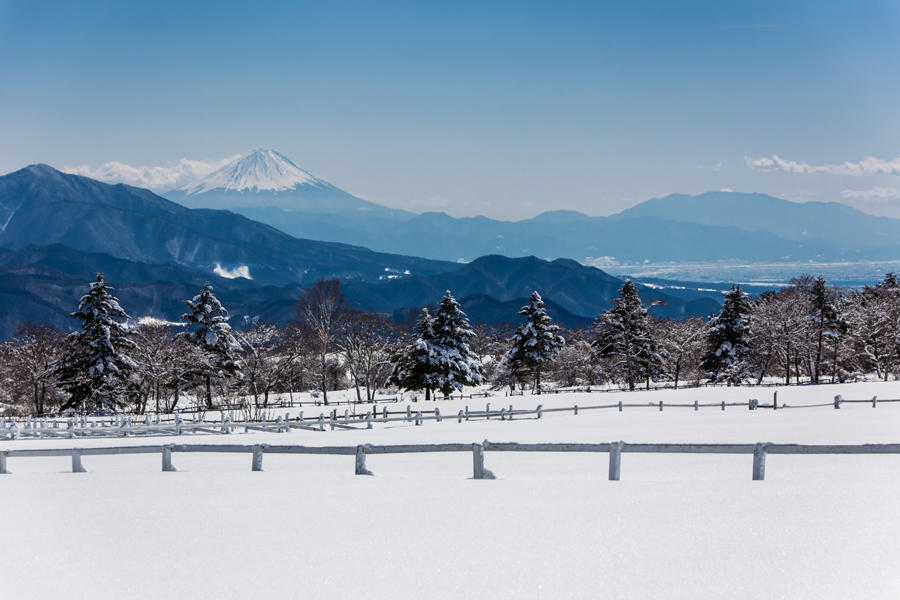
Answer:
[165,149,413,219]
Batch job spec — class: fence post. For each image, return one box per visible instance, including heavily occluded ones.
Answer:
[355,445,373,475]
[415,412,423,426]
[500,408,507,421]
[536,404,543,419]
[435,407,441,423]
[752,443,768,481]
[508,404,513,420]
[694,400,698,411]
[872,396,877,408]
[485,403,491,419]
[0,450,8,474]
[833,395,842,409]
[472,443,495,480]
[609,441,623,480]
[574,404,578,415]
[457,410,464,423]
[618,400,622,412]
[773,391,778,410]
[252,445,264,471]
[71,449,86,473]
[465,406,470,421]
[721,401,725,411]
[658,401,663,412]
[162,445,176,472]
[365,411,373,429]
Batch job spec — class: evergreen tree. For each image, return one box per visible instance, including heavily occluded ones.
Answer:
[431,291,485,397]
[592,279,665,390]
[701,284,751,385]
[806,276,840,384]
[58,273,136,413]
[178,282,240,408]
[506,291,565,391]
[390,307,438,400]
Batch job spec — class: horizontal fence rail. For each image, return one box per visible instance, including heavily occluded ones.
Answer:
[2,441,898,481]
[3,393,898,441]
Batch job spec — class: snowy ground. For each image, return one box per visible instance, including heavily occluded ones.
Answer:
[3,381,900,599]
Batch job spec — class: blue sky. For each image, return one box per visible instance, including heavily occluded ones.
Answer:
[1,0,898,219]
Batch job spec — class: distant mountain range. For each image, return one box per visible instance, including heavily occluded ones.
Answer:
[0,164,450,286]
[0,164,719,338]
[158,150,900,264]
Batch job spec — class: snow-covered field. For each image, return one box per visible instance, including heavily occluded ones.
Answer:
[4,382,900,599]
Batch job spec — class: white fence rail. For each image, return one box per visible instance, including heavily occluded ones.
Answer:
[2,441,899,481]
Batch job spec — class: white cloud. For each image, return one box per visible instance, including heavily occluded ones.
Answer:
[64,155,241,191]
[745,154,900,176]
[841,187,900,203]
[718,187,734,192]
[213,264,252,279]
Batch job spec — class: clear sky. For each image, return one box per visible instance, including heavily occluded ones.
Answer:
[1,0,898,219]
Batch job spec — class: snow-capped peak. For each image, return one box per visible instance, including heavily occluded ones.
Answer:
[177,149,327,194]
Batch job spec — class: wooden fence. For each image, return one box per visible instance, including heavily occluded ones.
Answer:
[4,394,898,441]
[2,440,899,481]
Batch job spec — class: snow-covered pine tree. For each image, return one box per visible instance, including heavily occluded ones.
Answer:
[506,291,565,392]
[178,281,240,408]
[431,291,485,397]
[58,273,136,413]
[389,307,438,400]
[592,279,665,390]
[701,284,751,385]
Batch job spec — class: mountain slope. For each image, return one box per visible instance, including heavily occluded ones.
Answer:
[343,255,720,320]
[0,164,454,285]
[165,149,413,219]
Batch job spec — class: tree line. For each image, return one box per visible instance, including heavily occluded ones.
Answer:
[2,271,899,416]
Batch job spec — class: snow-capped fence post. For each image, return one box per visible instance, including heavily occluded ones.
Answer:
[833,395,842,409]
[414,412,423,426]
[485,403,491,419]
[251,445,264,471]
[752,443,768,481]
[71,449,86,473]
[162,445,176,472]
[472,443,494,480]
[365,411,373,429]
[608,441,623,481]
[500,408,507,421]
[355,445,373,476]
[872,396,877,408]
[0,450,8,474]
[749,399,758,411]
[343,410,349,424]
[318,414,325,431]
[406,406,412,422]
[536,404,543,419]
[435,408,441,422]
[694,400,698,411]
